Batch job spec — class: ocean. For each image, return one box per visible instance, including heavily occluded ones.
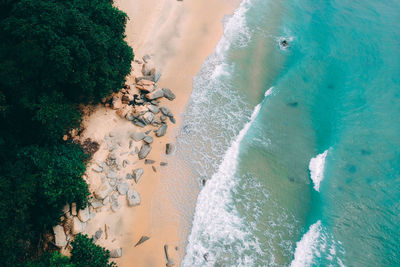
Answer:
[173,0,400,266]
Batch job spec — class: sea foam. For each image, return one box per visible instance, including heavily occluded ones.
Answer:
[182,87,273,266]
[309,150,328,192]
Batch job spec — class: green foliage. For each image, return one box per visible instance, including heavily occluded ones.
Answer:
[71,234,115,267]
[26,251,74,267]
[0,0,133,265]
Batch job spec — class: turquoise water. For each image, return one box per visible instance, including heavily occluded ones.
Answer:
[179,0,400,266]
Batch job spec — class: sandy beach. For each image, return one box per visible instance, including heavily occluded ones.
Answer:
[75,0,239,266]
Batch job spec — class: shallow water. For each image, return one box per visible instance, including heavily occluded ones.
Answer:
[180,0,400,266]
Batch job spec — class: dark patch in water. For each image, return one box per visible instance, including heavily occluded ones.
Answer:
[346,178,353,184]
[346,164,357,173]
[361,149,371,155]
[327,84,335,90]
[287,101,299,107]
[288,176,295,182]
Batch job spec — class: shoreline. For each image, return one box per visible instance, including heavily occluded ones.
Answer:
[76,0,240,266]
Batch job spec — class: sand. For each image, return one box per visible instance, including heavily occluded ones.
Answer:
[78,0,240,266]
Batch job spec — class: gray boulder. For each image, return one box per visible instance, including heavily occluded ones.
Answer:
[143,135,153,144]
[147,105,160,114]
[72,216,86,234]
[160,107,173,117]
[153,70,162,83]
[142,54,151,63]
[138,144,151,159]
[111,200,120,212]
[155,124,167,137]
[145,159,155,164]
[117,182,129,195]
[127,189,141,207]
[78,206,90,222]
[146,88,165,100]
[91,199,104,209]
[162,88,176,101]
[93,228,103,241]
[132,168,144,183]
[142,112,154,124]
[130,131,146,141]
[110,248,122,258]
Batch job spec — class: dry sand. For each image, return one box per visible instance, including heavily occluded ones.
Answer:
[78,0,240,266]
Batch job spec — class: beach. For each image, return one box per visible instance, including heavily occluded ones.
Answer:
[77,0,239,266]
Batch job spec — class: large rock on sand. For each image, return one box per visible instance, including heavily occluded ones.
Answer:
[72,216,86,234]
[130,131,146,141]
[53,225,67,247]
[166,143,176,155]
[138,144,151,159]
[94,182,112,200]
[110,248,122,258]
[162,88,176,101]
[111,96,122,110]
[127,189,141,207]
[146,88,164,100]
[77,206,90,222]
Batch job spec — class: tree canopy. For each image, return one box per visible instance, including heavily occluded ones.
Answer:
[0,0,133,265]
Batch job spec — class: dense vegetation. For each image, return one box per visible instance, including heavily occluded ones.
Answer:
[26,234,115,267]
[0,0,133,265]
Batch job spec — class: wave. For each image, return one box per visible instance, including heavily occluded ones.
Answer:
[290,220,345,267]
[308,150,329,192]
[182,87,273,266]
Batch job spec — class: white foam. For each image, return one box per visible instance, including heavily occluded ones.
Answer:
[290,221,323,267]
[182,88,272,266]
[309,150,329,192]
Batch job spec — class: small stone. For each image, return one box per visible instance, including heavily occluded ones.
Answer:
[132,168,144,183]
[160,107,173,117]
[135,236,149,247]
[138,144,151,159]
[91,199,104,209]
[110,248,122,258]
[71,203,77,216]
[145,159,155,164]
[122,160,128,168]
[142,54,151,63]
[147,105,160,114]
[111,200,120,212]
[127,189,141,207]
[152,166,157,172]
[94,182,112,200]
[142,112,154,124]
[103,196,110,205]
[117,182,129,195]
[166,143,176,155]
[160,115,167,122]
[93,228,103,241]
[160,162,168,166]
[92,165,103,173]
[107,170,117,179]
[126,173,133,180]
[143,135,153,144]
[162,88,176,101]
[155,124,167,137]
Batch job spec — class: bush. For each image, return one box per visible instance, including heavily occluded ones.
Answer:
[26,251,74,267]
[71,234,115,267]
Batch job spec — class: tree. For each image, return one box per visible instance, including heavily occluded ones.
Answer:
[70,234,116,267]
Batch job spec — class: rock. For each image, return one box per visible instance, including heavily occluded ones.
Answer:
[103,196,110,205]
[77,206,90,222]
[160,115,167,122]
[135,59,143,64]
[153,70,162,83]
[111,200,120,212]
[152,166,157,172]
[151,100,159,105]
[126,111,136,121]
[146,88,165,100]
[122,160,128,168]
[92,165,103,173]
[111,96,122,110]
[94,182,112,200]
[145,159,155,164]
[138,144,151,159]
[110,248,122,258]
[142,112,154,124]
[155,124,167,137]
[132,168,144,183]
[93,228,103,241]
[62,204,70,215]
[126,173,133,180]
[164,245,174,267]
[107,170,117,179]
[160,162,168,166]
[162,88,176,101]
[122,94,134,102]
[142,63,156,76]
[166,143,176,155]
[160,107,173,117]
[142,54,151,63]
[143,135,153,144]
[135,236,150,247]
[91,199,104,209]
[127,189,141,207]
[135,76,155,83]
[147,105,160,114]
[151,117,162,127]
[117,182,129,195]
[53,225,67,248]
[135,84,154,93]
[169,116,176,124]
[133,119,146,128]
[72,216,86,234]
[71,203,77,216]
[130,131,146,141]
